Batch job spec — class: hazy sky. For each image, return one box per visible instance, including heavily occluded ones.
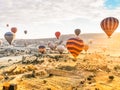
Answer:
[0,0,120,39]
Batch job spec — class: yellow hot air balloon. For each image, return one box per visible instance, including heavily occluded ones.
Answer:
[66,38,84,60]
[100,17,119,38]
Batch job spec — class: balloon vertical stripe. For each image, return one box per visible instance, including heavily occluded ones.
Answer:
[101,17,119,37]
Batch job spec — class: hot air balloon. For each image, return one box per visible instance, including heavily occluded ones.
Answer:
[11,27,17,33]
[100,17,119,38]
[88,39,93,44]
[57,45,65,54]
[84,44,89,52]
[24,30,27,34]
[55,31,61,39]
[6,24,9,27]
[38,45,46,54]
[66,38,84,60]
[0,40,2,46]
[4,32,15,45]
[48,42,57,50]
[74,29,81,36]
[102,47,107,52]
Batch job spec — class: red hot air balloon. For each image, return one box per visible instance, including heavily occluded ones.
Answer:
[100,17,119,38]
[66,38,84,60]
[11,27,17,33]
[4,32,15,45]
[38,45,46,54]
[55,31,61,39]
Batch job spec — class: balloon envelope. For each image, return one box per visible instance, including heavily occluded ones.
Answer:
[38,45,46,54]
[0,40,2,45]
[66,38,84,58]
[57,45,65,54]
[100,17,119,38]
[88,39,93,44]
[24,30,27,34]
[84,44,89,52]
[11,27,17,33]
[6,24,9,27]
[48,42,56,50]
[55,31,61,39]
[4,32,15,45]
[74,29,81,36]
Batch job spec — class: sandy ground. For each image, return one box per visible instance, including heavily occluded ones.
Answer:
[0,51,120,90]
[1,39,120,90]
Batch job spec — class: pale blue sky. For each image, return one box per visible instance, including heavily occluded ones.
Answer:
[104,0,120,9]
[0,0,120,39]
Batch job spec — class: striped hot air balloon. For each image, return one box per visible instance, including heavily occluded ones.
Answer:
[38,45,46,54]
[66,38,84,59]
[100,17,119,38]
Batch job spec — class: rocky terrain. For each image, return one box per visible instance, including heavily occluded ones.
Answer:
[0,33,120,90]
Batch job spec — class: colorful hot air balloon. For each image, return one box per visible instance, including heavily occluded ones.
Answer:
[55,31,61,39]
[24,30,27,34]
[84,44,89,52]
[38,45,46,54]
[11,27,17,33]
[66,38,84,59]
[4,32,15,45]
[57,45,65,54]
[100,17,119,38]
[74,29,81,36]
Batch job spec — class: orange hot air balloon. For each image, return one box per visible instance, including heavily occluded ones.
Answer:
[55,31,61,39]
[100,17,119,38]
[24,30,27,34]
[74,29,81,36]
[11,27,17,33]
[66,38,84,59]
[38,45,46,54]
[4,32,15,45]
[84,44,89,52]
